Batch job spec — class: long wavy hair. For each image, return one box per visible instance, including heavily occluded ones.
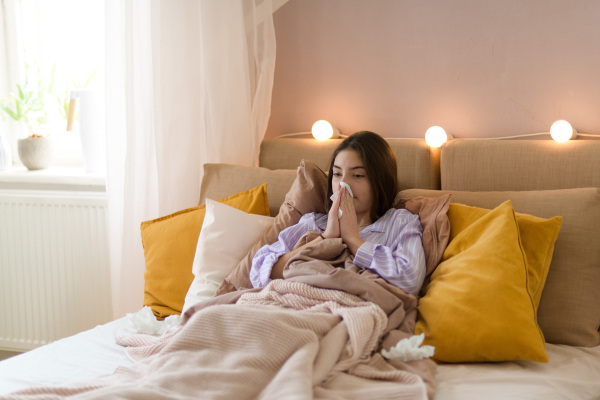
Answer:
[325,131,398,221]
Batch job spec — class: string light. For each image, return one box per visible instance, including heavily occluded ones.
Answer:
[277,120,343,140]
[550,120,577,142]
[312,120,340,141]
[279,119,597,144]
[423,120,599,147]
[425,126,453,148]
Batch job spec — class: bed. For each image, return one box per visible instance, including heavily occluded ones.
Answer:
[1,137,599,399]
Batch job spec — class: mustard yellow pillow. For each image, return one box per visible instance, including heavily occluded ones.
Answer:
[415,200,549,363]
[447,203,562,309]
[141,183,270,319]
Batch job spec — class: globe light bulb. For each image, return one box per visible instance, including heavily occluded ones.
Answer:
[425,126,450,148]
[312,120,336,141]
[550,120,577,143]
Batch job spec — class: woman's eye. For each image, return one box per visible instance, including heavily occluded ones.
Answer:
[332,172,342,177]
[354,174,365,178]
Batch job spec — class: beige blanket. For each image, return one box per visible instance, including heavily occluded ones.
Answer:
[3,234,435,400]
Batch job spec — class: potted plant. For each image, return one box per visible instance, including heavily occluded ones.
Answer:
[0,64,56,170]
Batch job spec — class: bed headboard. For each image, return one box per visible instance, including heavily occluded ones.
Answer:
[259,138,441,191]
[440,140,600,191]
[201,137,600,215]
[258,138,600,192]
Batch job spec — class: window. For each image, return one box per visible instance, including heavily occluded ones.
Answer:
[0,0,105,170]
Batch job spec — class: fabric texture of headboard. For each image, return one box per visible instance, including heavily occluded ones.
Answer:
[440,139,600,191]
[259,138,441,191]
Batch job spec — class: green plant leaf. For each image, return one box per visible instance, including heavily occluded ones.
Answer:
[15,99,23,119]
[0,102,19,120]
[23,90,33,104]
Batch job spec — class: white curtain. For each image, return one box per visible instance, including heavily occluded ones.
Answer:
[0,0,24,155]
[105,0,276,318]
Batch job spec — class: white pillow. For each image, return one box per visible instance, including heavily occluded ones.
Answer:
[182,198,274,314]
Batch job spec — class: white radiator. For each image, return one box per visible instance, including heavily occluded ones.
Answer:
[0,190,112,352]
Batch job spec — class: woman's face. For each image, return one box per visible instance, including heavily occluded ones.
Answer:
[331,149,373,217]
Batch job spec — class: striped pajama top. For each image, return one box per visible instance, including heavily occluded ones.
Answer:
[249,208,426,296]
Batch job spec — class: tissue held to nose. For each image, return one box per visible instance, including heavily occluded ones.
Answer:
[330,182,354,218]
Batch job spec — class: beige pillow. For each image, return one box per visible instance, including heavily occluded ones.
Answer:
[399,187,600,347]
[216,160,329,294]
[199,163,298,217]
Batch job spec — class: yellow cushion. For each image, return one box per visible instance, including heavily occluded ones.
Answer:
[141,183,270,319]
[447,203,562,309]
[415,200,549,363]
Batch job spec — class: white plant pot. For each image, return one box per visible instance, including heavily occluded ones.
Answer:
[71,89,106,173]
[18,137,55,170]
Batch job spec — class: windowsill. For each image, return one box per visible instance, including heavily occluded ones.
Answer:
[0,166,106,192]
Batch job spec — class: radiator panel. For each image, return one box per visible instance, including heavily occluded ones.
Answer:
[0,190,112,351]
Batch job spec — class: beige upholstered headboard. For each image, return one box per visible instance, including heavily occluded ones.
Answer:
[201,137,600,216]
[440,140,600,191]
[259,138,441,191]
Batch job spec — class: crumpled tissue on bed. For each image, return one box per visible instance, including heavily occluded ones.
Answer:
[330,182,354,218]
[126,306,181,335]
[381,333,435,362]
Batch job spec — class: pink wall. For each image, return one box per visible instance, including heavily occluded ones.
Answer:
[266,0,600,139]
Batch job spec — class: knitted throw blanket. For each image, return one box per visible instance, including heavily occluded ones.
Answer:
[3,237,435,400]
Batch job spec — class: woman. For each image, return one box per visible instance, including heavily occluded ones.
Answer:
[249,131,426,295]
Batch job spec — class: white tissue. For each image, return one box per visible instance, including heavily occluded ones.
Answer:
[381,333,435,362]
[126,306,181,336]
[330,182,354,218]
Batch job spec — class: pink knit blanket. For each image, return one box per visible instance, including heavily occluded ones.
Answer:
[3,237,435,399]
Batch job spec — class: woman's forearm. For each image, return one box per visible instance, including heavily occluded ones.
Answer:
[270,235,323,279]
[344,235,365,256]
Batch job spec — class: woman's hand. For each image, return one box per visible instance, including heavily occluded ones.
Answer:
[338,186,365,254]
[323,187,342,239]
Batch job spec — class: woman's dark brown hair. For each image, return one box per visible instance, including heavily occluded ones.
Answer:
[325,131,398,221]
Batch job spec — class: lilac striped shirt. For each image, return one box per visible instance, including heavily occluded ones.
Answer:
[249,208,426,295]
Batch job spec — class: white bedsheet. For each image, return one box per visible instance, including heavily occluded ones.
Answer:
[436,344,600,400]
[0,317,135,395]
[1,312,600,399]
